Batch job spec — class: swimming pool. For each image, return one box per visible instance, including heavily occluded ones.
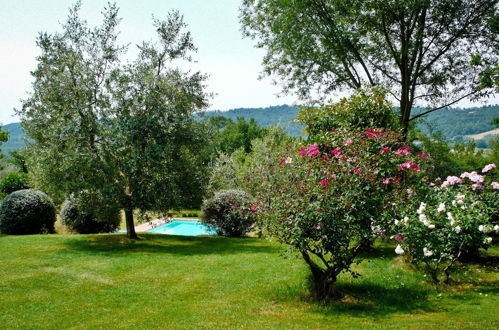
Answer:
[147,220,216,236]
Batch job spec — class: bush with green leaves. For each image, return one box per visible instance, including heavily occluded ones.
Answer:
[60,195,121,234]
[393,164,498,283]
[201,189,257,237]
[0,172,30,195]
[0,189,56,234]
[297,88,399,136]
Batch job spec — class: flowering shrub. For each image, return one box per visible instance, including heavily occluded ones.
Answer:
[201,189,257,237]
[393,164,498,283]
[256,127,425,300]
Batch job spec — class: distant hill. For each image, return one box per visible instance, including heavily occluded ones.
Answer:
[2,104,499,154]
[1,123,25,155]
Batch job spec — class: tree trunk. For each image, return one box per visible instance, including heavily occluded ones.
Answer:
[125,207,138,239]
[301,251,342,301]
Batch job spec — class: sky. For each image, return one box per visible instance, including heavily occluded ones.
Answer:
[0,0,296,125]
[0,0,497,125]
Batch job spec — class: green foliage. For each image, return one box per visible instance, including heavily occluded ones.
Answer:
[0,126,9,169]
[60,195,121,234]
[208,116,270,154]
[241,0,498,132]
[0,172,30,195]
[207,126,296,198]
[18,3,210,238]
[7,149,29,173]
[297,88,398,136]
[0,189,55,235]
[201,189,257,237]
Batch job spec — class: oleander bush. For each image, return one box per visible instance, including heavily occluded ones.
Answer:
[201,189,257,237]
[0,189,56,234]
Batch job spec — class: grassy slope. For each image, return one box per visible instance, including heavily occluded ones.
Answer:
[0,234,497,329]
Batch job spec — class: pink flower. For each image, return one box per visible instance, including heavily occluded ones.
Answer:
[441,176,462,188]
[382,178,390,184]
[394,147,410,155]
[395,234,405,242]
[491,182,499,189]
[350,151,359,156]
[307,144,320,156]
[231,204,238,209]
[320,179,329,188]
[472,183,484,190]
[418,153,429,158]
[380,147,390,153]
[343,139,353,146]
[410,165,421,172]
[350,168,361,175]
[391,176,400,182]
[365,128,380,138]
[330,148,342,156]
[279,158,286,164]
[401,161,413,169]
[298,147,307,156]
[397,167,404,172]
[316,225,321,230]
[250,205,259,212]
[482,164,496,173]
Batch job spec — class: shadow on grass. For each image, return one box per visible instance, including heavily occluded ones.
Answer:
[60,233,280,256]
[270,277,434,317]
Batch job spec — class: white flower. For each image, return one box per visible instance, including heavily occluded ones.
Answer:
[394,219,399,226]
[428,224,435,229]
[395,245,405,255]
[456,193,465,200]
[423,247,434,257]
[447,212,454,221]
[417,202,426,214]
[419,214,427,222]
[285,157,293,164]
[461,205,467,210]
[450,219,456,226]
[454,226,461,233]
[457,199,464,205]
[437,203,446,213]
[452,200,457,206]
[484,237,493,244]
[494,225,499,232]
[479,225,492,233]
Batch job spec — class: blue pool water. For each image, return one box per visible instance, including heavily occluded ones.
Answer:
[147,220,216,236]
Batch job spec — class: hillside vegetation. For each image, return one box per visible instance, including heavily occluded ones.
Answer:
[3,104,499,154]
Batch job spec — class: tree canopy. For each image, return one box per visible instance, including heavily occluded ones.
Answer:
[240,0,499,134]
[18,2,210,238]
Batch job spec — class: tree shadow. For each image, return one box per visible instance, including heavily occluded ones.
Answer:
[60,233,281,256]
[270,278,434,317]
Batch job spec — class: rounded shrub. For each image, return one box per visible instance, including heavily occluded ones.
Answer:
[0,172,30,195]
[0,189,56,235]
[60,196,121,234]
[201,189,257,237]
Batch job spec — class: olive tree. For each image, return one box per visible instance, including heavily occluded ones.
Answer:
[18,2,209,238]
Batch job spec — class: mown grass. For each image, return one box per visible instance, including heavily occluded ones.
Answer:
[0,233,497,329]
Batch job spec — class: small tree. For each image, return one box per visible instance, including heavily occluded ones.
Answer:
[18,2,209,239]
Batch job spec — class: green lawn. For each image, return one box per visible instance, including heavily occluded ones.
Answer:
[0,234,497,329]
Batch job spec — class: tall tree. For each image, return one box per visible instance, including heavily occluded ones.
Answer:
[18,2,209,238]
[240,0,498,135]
